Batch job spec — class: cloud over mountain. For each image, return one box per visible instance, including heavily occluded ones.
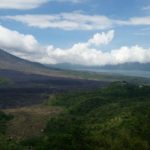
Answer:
[0,25,39,53]
[0,25,150,66]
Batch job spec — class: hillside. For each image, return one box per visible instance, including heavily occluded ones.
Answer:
[0,49,150,82]
[0,49,65,77]
[0,82,150,149]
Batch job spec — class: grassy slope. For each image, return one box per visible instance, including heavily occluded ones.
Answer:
[0,104,63,150]
[0,82,150,149]
[3,104,63,140]
[37,82,150,150]
[0,77,12,85]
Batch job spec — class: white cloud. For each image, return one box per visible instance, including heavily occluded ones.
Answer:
[4,13,113,30]
[0,0,48,10]
[88,30,114,46]
[0,25,42,54]
[111,46,150,64]
[45,41,150,66]
[0,0,86,10]
[39,30,115,64]
[3,12,150,30]
[116,17,150,26]
[47,45,150,66]
[0,26,150,66]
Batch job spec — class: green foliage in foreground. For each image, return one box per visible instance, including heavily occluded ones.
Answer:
[1,82,150,150]
[0,77,12,86]
[0,112,18,150]
[0,111,13,134]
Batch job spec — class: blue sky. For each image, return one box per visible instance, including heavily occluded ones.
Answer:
[0,0,150,65]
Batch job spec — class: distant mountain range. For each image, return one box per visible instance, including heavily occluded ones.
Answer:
[48,62,150,71]
[0,49,150,77]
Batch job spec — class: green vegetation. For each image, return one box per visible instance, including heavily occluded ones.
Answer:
[4,105,63,140]
[0,82,150,149]
[0,111,17,150]
[0,111,13,134]
[0,77,12,85]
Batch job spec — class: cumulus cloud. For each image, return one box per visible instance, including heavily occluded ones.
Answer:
[0,0,48,10]
[47,46,150,66]
[0,25,43,57]
[111,46,150,64]
[88,30,114,46]
[43,30,115,64]
[0,25,150,66]
[45,41,150,66]
[4,13,113,30]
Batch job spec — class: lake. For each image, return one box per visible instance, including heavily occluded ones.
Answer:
[75,69,150,78]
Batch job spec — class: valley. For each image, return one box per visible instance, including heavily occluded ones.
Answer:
[0,49,150,150]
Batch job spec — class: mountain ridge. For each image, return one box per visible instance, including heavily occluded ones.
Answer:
[0,49,65,77]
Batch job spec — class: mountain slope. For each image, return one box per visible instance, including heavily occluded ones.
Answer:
[0,49,63,76]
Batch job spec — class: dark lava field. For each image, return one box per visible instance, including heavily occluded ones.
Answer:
[0,70,110,108]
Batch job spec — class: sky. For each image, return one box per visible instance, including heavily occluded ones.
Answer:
[0,0,150,66]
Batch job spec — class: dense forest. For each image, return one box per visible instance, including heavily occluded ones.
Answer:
[0,82,150,150]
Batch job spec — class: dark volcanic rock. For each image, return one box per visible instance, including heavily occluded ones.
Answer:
[0,70,110,109]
